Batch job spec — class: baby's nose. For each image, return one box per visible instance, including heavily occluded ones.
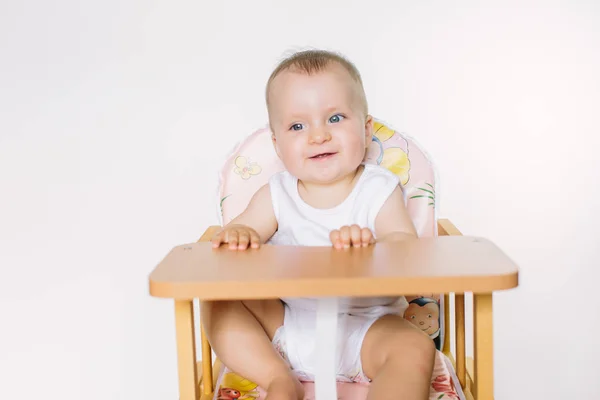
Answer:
[309,129,331,143]
[419,321,424,325]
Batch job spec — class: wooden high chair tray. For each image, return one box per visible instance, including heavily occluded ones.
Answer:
[149,230,518,300]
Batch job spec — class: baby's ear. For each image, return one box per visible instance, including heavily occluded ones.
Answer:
[364,115,374,145]
[271,133,281,158]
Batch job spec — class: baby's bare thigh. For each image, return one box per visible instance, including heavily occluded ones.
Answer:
[361,314,435,378]
[242,299,285,340]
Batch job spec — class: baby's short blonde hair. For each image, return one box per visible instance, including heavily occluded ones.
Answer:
[265,49,368,115]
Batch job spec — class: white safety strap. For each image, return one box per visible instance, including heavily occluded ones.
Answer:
[314,297,339,400]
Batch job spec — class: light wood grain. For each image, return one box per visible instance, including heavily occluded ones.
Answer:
[197,228,218,399]
[201,324,213,396]
[448,353,474,400]
[196,362,205,386]
[150,231,518,300]
[197,228,217,397]
[438,218,462,236]
[473,294,494,400]
[442,293,451,356]
[465,388,475,400]
[164,220,509,400]
[459,357,476,400]
[466,357,476,396]
[438,220,462,362]
[213,359,223,387]
[455,293,466,388]
[174,300,199,400]
[198,359,223,399]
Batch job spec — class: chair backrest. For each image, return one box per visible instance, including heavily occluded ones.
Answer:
[216,118,444,349]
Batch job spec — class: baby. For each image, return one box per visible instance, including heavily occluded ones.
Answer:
[203,50,435,400]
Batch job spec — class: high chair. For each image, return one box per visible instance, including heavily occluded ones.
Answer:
[149,120,519,400]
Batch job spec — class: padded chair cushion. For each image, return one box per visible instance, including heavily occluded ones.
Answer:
[212,350,465,400]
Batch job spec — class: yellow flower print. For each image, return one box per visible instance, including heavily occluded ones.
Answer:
[372,122,411,185]
[381,147,410,185]
[373,122,395,142]
[234,156,262,180]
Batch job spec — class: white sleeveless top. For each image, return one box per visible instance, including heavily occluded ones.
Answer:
[267,164,409,317]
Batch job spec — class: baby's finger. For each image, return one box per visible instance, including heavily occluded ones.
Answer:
[237,231,250,250]
[227,230,239,250]
[340,226,351,248]
[361,228,374,246]
[211,231,226,248]
[249,231,261,248]
[330,230,342,249]
[350,225,362,247]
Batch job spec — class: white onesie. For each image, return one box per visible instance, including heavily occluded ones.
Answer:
[267,163,409,383]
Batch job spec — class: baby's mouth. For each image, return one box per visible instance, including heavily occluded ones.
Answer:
[310,152,336,159]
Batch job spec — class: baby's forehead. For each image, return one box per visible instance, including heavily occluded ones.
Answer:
[268,65,365,110]
[272,63,356,89]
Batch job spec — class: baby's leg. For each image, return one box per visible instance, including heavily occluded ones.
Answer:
[361,314,436,400]
[201,300,304,400]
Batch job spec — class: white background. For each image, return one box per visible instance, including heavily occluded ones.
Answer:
[1,1,599,399]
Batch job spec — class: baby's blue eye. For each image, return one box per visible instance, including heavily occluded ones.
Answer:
[290,123,303,131]
[329,114,344,123]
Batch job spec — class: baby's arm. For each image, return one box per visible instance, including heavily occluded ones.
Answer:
[211,184,278,250]
[374,185,417,242]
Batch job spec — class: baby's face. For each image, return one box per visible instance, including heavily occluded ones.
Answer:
[268,64,372,184]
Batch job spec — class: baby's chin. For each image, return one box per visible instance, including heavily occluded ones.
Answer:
[293,168,357,185]
[282,155,365,184]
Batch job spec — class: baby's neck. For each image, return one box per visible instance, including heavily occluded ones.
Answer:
[297,165,365,209]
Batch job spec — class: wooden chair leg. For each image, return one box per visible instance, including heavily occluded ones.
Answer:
[473,294,493,400]
[442,293,451,356]
[455,293,466,389]
[201,323,213,396]
[175,300,199,400]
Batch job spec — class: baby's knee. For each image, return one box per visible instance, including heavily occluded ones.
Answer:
[362,317,437,378]
[408,329,436,359]
[381,325,435,365]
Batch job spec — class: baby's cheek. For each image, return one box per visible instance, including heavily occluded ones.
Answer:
[364,144,381,163]
[353,142,370,161]
[279,149,303,172]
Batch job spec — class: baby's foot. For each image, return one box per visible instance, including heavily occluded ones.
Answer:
[265,375,304,400]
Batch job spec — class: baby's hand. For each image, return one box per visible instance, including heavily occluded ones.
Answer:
[211,224,261,250]
[329,225,374,249]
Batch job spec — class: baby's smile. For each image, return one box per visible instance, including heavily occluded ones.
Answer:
[309,152,338,161]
